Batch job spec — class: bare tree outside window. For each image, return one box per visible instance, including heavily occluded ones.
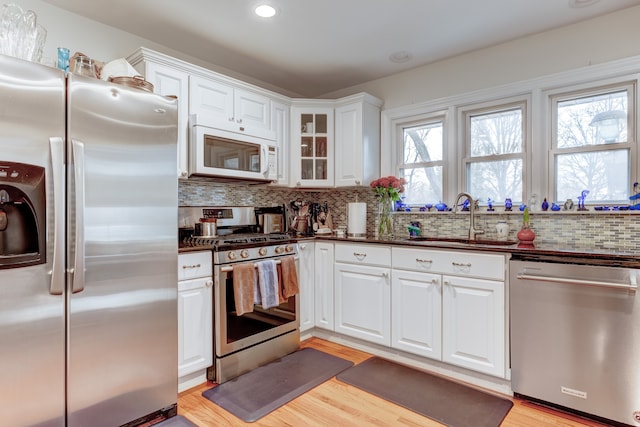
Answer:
[465,107,524,204]
[554,88,630,203]
[400,121,444,205]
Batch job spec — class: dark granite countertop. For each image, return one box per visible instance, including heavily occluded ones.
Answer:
[313,235,640,266]
[178,235,640,266]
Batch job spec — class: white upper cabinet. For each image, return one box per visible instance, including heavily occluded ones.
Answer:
[128,49,384,186]
[270,100,290,186]
[290,94,381,189]
[189,75,273,139]
[290,104,335,188]
[334,93,382,187]
[128,51,190,179]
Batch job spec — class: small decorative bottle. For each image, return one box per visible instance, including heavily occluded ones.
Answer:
[541,198,549,211]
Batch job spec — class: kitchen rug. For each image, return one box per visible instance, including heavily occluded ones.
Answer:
[154,415,198,426]
[336,357,513,427]
[202,347,353,422]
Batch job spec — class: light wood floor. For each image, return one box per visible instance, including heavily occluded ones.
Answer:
[177,337,609,426]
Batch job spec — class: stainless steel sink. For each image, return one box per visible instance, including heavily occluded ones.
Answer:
[404,237,517,246]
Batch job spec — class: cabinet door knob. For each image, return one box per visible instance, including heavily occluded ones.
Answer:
[300,244,306,249]
[355,180,361,185]
[206,280,213,287]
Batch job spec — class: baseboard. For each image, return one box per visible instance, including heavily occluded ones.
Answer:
[178,370,207,393]
[308,328,513,396]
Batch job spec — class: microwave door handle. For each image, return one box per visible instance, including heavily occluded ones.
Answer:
[49,137,65,296]
[261,145,269,177]
[70,139,85,294]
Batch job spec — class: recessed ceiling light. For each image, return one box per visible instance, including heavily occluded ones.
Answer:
[255,4,276,18]
[389,51,412,63]
[568,0,600,8]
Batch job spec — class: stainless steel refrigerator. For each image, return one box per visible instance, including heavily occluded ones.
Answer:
[0,53,179,427]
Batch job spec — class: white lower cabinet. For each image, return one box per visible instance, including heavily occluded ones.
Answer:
[391,269,442,359]
[177,251,213,391]
[335,263,391,346]
[442,275,505,377]
[334,243,391,346]
[178,277,213,377]
[314,242,334,330]
[390,246,507,378]
[298,241,315,332]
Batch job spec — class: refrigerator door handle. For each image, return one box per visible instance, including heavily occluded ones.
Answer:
[49,137,65,295]
[70,139,85,294]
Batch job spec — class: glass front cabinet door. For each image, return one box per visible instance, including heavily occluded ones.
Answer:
[291,106,334,187]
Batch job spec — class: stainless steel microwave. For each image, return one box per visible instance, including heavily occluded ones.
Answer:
[189,115,277,182]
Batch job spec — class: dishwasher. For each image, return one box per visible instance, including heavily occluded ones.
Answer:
[510,255,640,426]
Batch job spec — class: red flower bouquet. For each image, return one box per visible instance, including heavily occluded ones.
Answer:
[370,176,406,202]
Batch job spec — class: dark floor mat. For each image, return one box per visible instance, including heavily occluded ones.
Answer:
[336,357,513,427]
[153,415,198,426]
[202,347,353,422]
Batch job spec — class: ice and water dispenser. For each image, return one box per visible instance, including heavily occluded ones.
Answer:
[0,161,46,268]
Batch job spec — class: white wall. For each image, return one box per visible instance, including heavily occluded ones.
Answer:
[14,0,300,96]
[15,1,640,109]
[322,5,640,110]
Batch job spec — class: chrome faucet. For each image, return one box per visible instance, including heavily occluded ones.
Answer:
[453,192,485,241]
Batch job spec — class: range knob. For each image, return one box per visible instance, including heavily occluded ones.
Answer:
[285,245,294,253]
[259,247,268,256]
[227,251,237,261]
[275,246,285,254]
[240,249,249,259]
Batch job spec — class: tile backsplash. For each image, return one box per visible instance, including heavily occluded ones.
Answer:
[179,180,640,252]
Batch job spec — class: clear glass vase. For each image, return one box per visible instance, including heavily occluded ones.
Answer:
[377,196,394,240]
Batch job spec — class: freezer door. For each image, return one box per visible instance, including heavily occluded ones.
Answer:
[0,55,66,426]
[66,74,178,427]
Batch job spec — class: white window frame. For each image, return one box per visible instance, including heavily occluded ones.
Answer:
[380,54,640,211]
[394,110,451,206]
[545,79,637,204]
[458,96,530,206]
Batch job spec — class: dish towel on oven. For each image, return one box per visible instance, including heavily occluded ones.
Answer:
[279,255,299,301]
[256,260,279,309]
[233,262,257,316]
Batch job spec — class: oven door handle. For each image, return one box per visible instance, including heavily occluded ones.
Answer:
[219,256,299,273]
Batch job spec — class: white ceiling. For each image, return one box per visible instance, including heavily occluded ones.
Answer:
[42,0,640,97]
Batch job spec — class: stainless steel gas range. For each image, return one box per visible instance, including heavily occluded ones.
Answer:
[179,207,300,384]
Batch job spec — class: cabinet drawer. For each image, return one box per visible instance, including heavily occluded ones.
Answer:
[392,247,505,281]
[178,251,212,280]
[335,243,390,267]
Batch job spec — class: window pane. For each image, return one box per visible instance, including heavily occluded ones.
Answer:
[468,159,523,203]
[557,90,628,148]
[470,108,522,157]
[401,167,442,204]
[556,149,628,202]
[403,122,443,163]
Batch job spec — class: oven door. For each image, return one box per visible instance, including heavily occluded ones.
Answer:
[214,256,299,357]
